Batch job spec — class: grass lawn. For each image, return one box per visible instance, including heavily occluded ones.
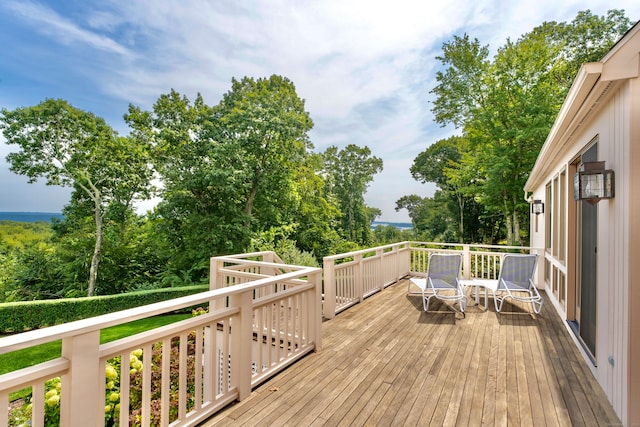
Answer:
[0,313,192,375]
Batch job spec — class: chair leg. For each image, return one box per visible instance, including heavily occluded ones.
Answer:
[532,298,542,314]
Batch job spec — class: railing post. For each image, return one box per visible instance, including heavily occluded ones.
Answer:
[403,242,412,276]
[210,257,226,311]
[393,244,402,281]
[309,270,323,352]
[263,251,276,277]
[462,244,471,280]
[323,258,336,319]
[532,247,545,289]
[59,330,101,426]
[355,253,363,302]
[229,290,253,401]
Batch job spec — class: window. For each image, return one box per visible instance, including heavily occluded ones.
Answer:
[545,183,552,250]
[559,170,566,263]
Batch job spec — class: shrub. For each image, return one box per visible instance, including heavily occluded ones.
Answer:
[0,285,207,333]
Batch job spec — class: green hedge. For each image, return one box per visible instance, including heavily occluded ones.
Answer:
[0,285,209,334]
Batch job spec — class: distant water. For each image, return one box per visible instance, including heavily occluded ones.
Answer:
[371,221,413,230]
[0,212,64,222]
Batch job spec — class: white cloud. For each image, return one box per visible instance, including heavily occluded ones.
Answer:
[4,0,131,56]
[1,0,639,221]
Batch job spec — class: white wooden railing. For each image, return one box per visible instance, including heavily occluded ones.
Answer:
[0,243,544,426]
[322,241,543,318]
[0,252,322,427]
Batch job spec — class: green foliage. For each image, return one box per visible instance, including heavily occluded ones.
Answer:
[0,221,53,251]
[250,226,320,267]
[8,377,61,427]
[1,99,153,296]
[51,208,171,296]
[1,74,386,302]
[125,76,325,281]
[371,224,413,246]
[423,9,632,245]
[0,285,207,333]
[322,144,383,245]
[0,221,59,302]
[6,312,195,426]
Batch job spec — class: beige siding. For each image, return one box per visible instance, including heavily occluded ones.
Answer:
[528,80,638,424]
[628,73,640,426]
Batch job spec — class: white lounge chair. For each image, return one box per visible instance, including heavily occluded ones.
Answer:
[493,254,542,314]
[408,253,466,314]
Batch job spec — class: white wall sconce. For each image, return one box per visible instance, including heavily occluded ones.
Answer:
[531,199,544,215]
[573,161,615,205]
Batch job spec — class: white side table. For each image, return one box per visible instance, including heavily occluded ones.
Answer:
[460,279,499,310]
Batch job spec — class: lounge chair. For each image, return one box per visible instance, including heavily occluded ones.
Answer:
[493,254,542,314]
[408,253,466,313]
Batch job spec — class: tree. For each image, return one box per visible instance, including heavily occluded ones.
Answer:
[395,194,451,241]
[125,76,321,279]
[209,75,314,225]
[395,194,426,227]
[1,99,152,296]
[126,90,227,278]
[429,10,631,245]
[322,144,383,245]
[411,136,474,242]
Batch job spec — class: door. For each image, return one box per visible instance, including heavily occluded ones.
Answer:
[576,143,598,358]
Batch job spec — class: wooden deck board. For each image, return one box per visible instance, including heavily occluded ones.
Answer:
[200,280,620,426]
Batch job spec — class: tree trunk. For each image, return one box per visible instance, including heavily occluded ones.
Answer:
[457,195,465,243]
[245,185,257,217]
[505,211,514,246]
[87,196,103,297]
[245,174,260,218]
[512,210,521,245]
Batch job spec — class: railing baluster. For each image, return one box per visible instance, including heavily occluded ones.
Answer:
[178,333,187,421]
[160,339,170,425]
[194,327,203,411]
[0,391,8,427]
[141,343,152,427]
[32,382,44,427]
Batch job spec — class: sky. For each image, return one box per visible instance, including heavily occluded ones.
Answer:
[1,1,639,222]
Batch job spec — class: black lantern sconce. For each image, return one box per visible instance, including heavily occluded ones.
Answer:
[531,199,544,215]
[573,161,615,205]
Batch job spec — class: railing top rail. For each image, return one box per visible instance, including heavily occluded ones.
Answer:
[215,250,277,259]
[214,256,315,271]
[409,241,537,251]
[323,241,410,261]
[0,266,321,354]
[323,241,537,262]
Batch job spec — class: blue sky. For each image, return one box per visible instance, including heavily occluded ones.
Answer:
[1,1,639,222]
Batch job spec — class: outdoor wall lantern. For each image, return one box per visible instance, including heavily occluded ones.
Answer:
[573,161,615,204]
[531,199,544,215]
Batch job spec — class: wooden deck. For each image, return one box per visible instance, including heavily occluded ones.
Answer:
[200,279,620,426]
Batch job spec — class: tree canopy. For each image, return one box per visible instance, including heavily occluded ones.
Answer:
[1,99,153,296]
[406,9,632,245]
[322,144,383,245]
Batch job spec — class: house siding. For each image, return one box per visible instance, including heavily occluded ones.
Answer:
[627,72,640,426]
[528,79,638,425]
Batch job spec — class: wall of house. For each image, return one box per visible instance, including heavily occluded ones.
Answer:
[529,79,637,425]
[597,82,630,424]
[626,72,640,427]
